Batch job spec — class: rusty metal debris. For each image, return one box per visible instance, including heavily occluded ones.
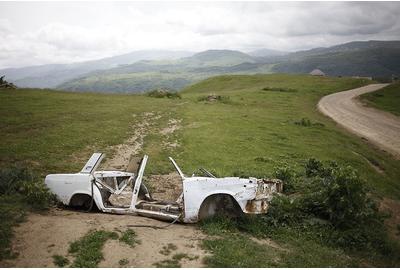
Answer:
[45,153,282,223]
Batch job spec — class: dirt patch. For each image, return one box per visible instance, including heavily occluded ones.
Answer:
[145,172,183,202]
[1,208,207,268]
[160,119,182,135]
[102,112,160,171]
[379,197,400,241]
[160,118,182,149]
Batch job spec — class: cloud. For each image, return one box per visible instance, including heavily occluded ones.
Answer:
[0,1,399,68]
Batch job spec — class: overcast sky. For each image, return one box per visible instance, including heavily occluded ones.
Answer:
[1,1,400,69]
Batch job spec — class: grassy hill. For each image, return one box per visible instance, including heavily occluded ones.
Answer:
[3,40,399,93]
[58,50,269,93]
[1,74,400,266]
[361,82,400,116]
[272,41,400,77]
[0,50,193,88]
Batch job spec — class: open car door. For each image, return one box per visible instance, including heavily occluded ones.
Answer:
[81,153,104,174]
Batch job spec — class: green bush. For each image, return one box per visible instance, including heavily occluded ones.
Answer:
[146,89,181,99]
[0,165,35,195]
[273,164,296,193]
[261,158,395,254]
[19,181,54,210]
[0,165,54,209]
[294,118,325,127]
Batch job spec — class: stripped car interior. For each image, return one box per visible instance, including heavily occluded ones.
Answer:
[45,153,283,223]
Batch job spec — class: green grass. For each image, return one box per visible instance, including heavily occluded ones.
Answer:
[361,82,400,116]
[0,195,27,260]
[68,230,118,267]
[0,88,179,175]
[177,74,400,199]
[153,252,198,268]
[52,255,69,267]
[1,74,400,267]
[199,216,400,267]
[119,229,141,247]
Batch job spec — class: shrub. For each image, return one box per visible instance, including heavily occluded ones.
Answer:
[53,255,69,267]
[0,165,35,195]
[273,164,296,193]
[294,118,325,127]
[146,89,181,99]
[265,158,394,253]
[294,118,312,127]
[19,181,54,210]
[0,165,54,209]
[263,195,307,227]
[302,164,375,229]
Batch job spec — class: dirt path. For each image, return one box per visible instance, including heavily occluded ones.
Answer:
[1,209,207,267]
[318,84,400,159]
[2,111,207,268]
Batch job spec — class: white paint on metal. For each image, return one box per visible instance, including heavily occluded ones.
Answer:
[45,153,282,223]
[80,153,104,174]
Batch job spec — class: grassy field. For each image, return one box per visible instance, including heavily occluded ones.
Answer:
[361,82,400,116]
[1,74,400,266]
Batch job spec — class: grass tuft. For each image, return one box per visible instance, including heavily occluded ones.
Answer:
[52,255,69,267]
[119,258,129,266]
[119,229,141,248]
[68,230,118,267]
[159,243,178,256]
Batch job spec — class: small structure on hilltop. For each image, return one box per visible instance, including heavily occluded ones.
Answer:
[310,69,325,76]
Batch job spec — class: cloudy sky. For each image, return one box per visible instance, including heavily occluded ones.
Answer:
[1,1,400,69]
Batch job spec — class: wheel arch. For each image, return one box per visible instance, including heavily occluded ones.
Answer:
[197,192,243,221]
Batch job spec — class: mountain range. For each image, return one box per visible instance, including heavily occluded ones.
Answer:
[1,40,399,93]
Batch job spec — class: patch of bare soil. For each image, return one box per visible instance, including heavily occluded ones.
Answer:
[1,209,207,268]
[102,112,161,171]
[145,172,183,202]
[161,118,182,149]
[379,197,400,241]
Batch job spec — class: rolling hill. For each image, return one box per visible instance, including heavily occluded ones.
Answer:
[2,40,400,92]
[0,50,193,88]
[271,40,400,76]
[58,50,273,93]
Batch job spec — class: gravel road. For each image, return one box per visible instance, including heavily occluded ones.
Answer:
[318,83,400,159]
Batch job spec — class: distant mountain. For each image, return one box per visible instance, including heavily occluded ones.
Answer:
[247,48,288,58]
[59,50,267,93]
[271,40,400,76]
[2,40,400,93]
[0,50,193,88]
[181,50,256,66]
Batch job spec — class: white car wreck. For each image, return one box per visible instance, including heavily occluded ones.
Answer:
[45,153,282,223]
